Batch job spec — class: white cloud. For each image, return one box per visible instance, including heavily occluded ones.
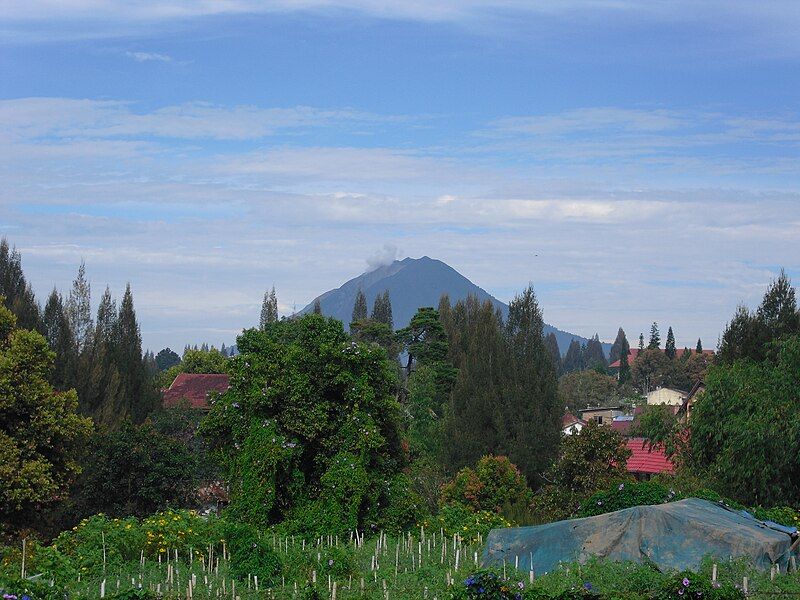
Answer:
[125,51,172,62]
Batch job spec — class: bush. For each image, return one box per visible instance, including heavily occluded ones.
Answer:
[659,570,744,600]
[452,570,526,600]
[442,456,533,514]
[221,520,281,584]
[0,574,64,600]
[52,514,146,575]
[577,481,671,518]
[140,509,213,558]
[423,504,511,543]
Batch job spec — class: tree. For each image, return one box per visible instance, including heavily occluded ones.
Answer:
[397,307,449,378]
[718,270,800,364]
[558,370,621,413]
[638,333,645,351]
[584,334,607,370]
[371,290,393,329]
[67,261,93,354]
[543,332,561,374]
[115,284,156,422]
[351,288,368,324]
[691,334,800,507]
[440,455,533,513]
[71,421,198,518]
[632,348,673,392]
[618,347,632,384]
[43,288,76,391]
[155,347,230,389]
[0,301,93,528]
[665,326,676,359]
[155,348,181,371]
[0,238,41,331]
[259,287,278,330]
[199,315,418,534]
[609,328,629,365]
[503,285,561,484]
[561,339,585,374]
[648,322,661,349]
[696,338,703,353]
[313,298,322,314]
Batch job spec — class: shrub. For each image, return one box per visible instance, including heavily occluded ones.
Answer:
[52,514,145,575]
[0,574,64,600]
[659,570,744,600]
[577,481,671,518]
[140,509,212,558]
[442,456,533,514]
[221,521,281,584]
[423,503,511,544]
[452,570,526,600]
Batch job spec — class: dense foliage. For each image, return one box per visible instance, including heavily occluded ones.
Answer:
[0,302,92,530]
[441,456,533,514]
[200,314,419,534]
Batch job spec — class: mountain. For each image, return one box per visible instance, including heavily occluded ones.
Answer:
[299,256,609,356]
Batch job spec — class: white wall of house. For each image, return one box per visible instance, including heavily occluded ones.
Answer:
[646,387,685,406]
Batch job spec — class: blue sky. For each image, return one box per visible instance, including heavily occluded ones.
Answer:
[1,1,799,352]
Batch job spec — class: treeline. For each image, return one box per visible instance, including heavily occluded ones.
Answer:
[1,240,156,425]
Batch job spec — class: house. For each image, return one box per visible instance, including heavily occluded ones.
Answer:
[645,387,687,406]
[608,348,715,372]
[161,373,230,410]
[611,414,635,436]
[562,413,586,435]
[677,379,705,423]
[580,406,625,426]
[625,437,675,479]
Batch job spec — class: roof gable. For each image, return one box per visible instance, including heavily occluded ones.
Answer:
[162,373,230,409]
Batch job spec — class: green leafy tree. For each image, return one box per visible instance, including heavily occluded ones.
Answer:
[71,421,198,518]
[0,301,93,528]
[665,326,676,359]
[351,288,368,323]
[397,306,449,378]
[155,347,229,389]
[155,348,181,371]
[718,270,799,364]
[632,347,674,392]
[690,334,800,507]
[558,370,621,413]
[441,455,533,513]
[648,322,661,349]
[199,315,417,534]
[632,404,688,466]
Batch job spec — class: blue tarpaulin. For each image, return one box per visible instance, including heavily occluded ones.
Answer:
[483,498,799,573]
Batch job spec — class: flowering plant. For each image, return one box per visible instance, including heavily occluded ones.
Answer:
[453,570,525,600]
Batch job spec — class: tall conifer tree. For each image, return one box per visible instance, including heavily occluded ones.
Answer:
[561,339,585,374]
[696,338,703,353]
[352,288,368,323]
[371,290,393,328]
[0,238,41,331]
[43,288,75,391]
[665,326,676,359]
[260,287,278,329]
[584,334,607,369]
[543,332,561,374]
[67,262,93,354]
[648,322,661,349]
[609,328,629,364]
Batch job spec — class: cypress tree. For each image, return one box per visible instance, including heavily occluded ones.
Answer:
[352,288,368,323]
[371,290,393,329]
[260,287,278,329]
[618,348,631,384]
[696,338,703,354]
[503,285,561,484]
[116,284,154,423]
[543,332,561,374]
[609,328,629,364]
[313,298,322,314]
[638,333,645,351]
[648,322,661,349]
[0,238,41,331]
[584,334,607,370]
[561,339,584,374]
[665,326,676,359]
[67,261,93,354]
[43,288,76,391]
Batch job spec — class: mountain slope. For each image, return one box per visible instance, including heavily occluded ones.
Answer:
[300,256,608,356]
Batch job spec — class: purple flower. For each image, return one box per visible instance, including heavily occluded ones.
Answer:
[678,589,684,596]
[4,595,18,600]
[328,559,334,566]
[583,582,593,591]
[22,596,31,600]
[683,577,690,587]
[618,483,625,490]
[517,581,524,589]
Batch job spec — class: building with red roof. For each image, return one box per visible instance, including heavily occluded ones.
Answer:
[625,437,675,479]
[161,373,230,410]
[562,412,586,435]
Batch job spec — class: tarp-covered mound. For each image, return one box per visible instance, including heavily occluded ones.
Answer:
[483,498,798,573]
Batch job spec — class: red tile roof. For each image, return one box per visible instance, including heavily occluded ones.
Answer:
[608,348,714,369]
[562,413,585,428]
[625,437,675,475]
[611,419,633,436]
[162,373,230,409]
